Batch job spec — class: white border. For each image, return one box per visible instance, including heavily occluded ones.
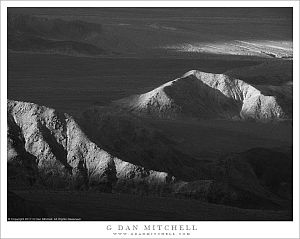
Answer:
[1,1,299,238]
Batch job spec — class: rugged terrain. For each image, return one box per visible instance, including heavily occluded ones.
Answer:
[8,100,174,193]
[8,99,292,219]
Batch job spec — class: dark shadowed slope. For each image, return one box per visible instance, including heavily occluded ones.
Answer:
[79,108,200,181]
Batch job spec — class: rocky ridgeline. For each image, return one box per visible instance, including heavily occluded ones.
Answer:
[7,100,172,192]
[114,70,292,121]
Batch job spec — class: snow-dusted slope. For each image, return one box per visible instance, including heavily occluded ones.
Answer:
[114,70,292,120]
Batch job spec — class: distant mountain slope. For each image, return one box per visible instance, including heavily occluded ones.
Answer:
[8,14,107,56]
[114,70,292,121]
[8,34,106,56]
[163,40,293,59]
[8,10,292,59]
[8,14,103,40]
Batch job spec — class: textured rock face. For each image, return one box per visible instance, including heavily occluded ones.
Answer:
[115,70,292,120]
[7,100,171,190]
[7,114,38,188]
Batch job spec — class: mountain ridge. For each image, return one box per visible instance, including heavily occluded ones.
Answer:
[114,70,292,121]
[7,100,173,191]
